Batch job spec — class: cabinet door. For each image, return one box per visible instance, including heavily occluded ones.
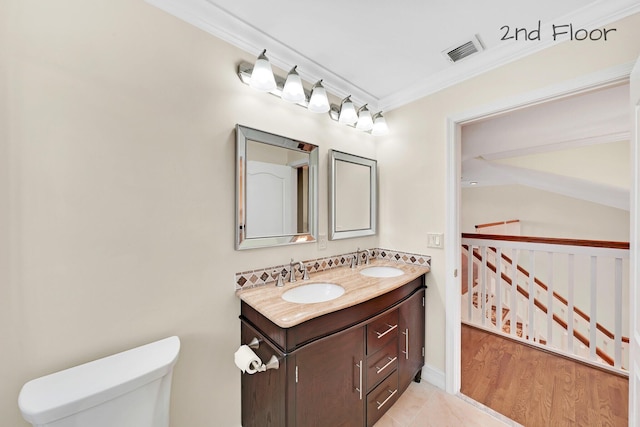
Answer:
[241,322,287,427]
[398,288,426,392]
[295,326,365,427]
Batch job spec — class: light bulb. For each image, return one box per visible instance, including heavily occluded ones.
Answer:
[249,49,276,92]
[338,96,358,125]
[371,112,389,135]
[356,105,373,131]
[308,80,330,113]
[282,66,305,103]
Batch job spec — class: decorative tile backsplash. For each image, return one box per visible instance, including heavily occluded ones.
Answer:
[235,248,431,291]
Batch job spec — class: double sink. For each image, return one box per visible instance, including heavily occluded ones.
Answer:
[282,266,404,304]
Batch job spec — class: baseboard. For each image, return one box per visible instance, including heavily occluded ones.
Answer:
[422,364,446,390]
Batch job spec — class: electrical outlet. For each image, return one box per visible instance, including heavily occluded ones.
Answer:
[427,233,444,249]
[318,234,327,250]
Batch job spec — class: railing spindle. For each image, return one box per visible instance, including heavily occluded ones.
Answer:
[510,249,518,338]
[589,256,597,361]
[567,254,575,354]
[614,257,623,369]
[547,252,553,348]
[496,247,502,331]
[481,246,487,327]
[528,250,535,342]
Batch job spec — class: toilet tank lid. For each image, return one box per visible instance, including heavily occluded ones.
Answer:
[18,336,180,424]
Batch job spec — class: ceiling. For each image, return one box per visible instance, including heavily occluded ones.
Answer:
[147,0,640,111]
[461,82,631,210]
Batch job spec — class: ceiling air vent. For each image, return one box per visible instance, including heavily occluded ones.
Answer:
[442,35,484,63]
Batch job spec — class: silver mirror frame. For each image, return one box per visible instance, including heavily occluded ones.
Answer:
[235,124,319,250]
[328,149,377,240]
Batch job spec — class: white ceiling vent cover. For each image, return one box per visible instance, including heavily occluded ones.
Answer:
[442,35,484,63]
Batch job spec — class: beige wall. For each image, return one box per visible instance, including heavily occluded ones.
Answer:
[1,1,380,425]
[379,12,640,376]
[462,185,630,240]
[2,1,640,426]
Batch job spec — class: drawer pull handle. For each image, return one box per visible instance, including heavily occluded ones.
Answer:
[375,356,397,374]
[402,328,409,360]
[375,323,398,339]
[376,388,398,410]
[355,360,363,400]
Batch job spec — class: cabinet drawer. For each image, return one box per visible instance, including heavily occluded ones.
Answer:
[366,309,399,355]
[366,371,399,427]
[366,339,398,392]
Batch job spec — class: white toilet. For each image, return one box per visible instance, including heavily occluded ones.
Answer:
[18,336,180,427]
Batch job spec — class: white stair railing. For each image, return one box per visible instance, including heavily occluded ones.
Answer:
[461,233,630,374]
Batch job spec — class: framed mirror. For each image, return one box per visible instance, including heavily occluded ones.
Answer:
[235,125,318,250]
[328,149,377,240]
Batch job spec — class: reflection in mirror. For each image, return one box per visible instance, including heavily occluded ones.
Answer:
[236,125,318,250]
[328,150,377,240]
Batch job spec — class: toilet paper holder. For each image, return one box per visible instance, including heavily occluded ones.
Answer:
[247,337,260,349]
[245,337,280,372]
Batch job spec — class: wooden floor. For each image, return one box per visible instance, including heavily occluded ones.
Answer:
[461,324,629,426]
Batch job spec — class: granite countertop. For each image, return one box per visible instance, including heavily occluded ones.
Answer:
[236,259,430,328]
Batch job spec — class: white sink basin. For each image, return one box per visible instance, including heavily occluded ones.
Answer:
[282,283,345,304]
[359,266,404,278]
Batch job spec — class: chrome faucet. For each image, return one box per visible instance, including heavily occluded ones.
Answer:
[350,254,358,269]
[362,249,371,265]
[289,259,309,283]
[289,259,297,283]
[352,248,371,268]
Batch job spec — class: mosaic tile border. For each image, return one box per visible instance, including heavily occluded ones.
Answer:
[235,248,431,291]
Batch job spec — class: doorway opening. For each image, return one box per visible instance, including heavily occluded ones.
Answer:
[444,63,635,402]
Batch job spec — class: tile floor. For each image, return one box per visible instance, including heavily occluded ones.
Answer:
[374,381,521,427]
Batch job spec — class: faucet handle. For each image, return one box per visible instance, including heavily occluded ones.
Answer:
[272,270,284,287]
[300,263,310,280]
[350,254,358,269]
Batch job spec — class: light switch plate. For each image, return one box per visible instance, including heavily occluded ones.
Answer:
[318,234,327,250]
[427,233,444,249]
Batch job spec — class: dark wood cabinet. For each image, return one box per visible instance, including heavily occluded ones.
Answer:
[294,326,365,426]
[398,287,426,393]
[240,274,426,427]
[240,322,288,427]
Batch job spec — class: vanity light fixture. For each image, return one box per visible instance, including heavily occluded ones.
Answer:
[371,112,389,136]
[338,96,358,125]
[355,104,373,131]
[281,66,305,103]
[237,48,390,135]
[249,49,277,92]
[307,80,330,113]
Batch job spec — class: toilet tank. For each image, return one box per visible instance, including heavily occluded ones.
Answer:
[18,336,180,427]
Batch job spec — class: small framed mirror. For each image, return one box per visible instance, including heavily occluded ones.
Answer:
[236,125,318,250]
[328,149,377,240]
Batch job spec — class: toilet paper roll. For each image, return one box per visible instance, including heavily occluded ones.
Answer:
[234,345,262,374]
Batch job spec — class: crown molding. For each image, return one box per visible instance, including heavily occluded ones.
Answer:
[145,0,377,109]
[146,0,640,112]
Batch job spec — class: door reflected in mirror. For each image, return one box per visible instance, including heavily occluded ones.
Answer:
[236,125,318,250]
[245,140,310,238]
[329,150,377,240]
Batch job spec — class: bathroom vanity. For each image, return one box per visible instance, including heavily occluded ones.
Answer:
[237,261,428,427]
